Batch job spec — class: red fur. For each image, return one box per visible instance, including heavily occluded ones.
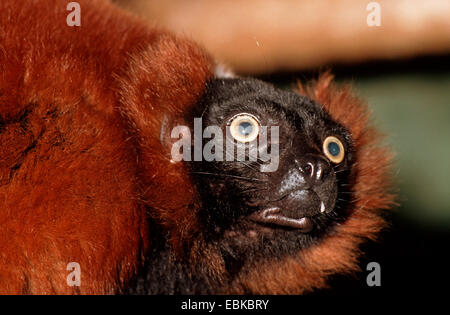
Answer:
[0,0,212,294]
[0,0,393,294]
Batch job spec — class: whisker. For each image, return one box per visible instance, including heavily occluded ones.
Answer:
[333,168,349,174]
[255,158,269,167]
[224,150,267,175]
[191,171,267,182]
[200,102,210,119]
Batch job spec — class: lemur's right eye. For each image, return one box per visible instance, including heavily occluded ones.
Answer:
[229,113,260,143]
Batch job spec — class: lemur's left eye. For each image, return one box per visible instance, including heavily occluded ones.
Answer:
[323,136,345,163]
[229,113,260,143]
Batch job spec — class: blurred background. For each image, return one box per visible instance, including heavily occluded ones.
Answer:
[114,0,450,295]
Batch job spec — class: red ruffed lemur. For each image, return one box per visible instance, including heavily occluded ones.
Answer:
[0,0,395,294]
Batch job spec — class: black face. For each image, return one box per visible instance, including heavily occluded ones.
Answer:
[188,78,355,263]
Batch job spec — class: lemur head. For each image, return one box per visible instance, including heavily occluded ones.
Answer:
[143,73,393,294]
[185,78,355,260]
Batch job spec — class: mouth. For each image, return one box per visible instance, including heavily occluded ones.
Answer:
[248,207,315,232]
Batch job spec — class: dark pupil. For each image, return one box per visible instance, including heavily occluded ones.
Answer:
[328,142,340,156]
[238,122,253,136]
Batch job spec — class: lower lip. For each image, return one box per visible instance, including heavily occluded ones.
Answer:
[248,207,314,232]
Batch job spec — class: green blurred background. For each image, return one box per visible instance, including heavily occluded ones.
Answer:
[356,72,450,227]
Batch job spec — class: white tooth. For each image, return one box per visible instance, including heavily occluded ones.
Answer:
[320,201,325,213]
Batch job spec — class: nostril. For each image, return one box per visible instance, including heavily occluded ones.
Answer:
[301,163,313,176]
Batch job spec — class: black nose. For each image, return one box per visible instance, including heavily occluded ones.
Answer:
[297,155,331,184]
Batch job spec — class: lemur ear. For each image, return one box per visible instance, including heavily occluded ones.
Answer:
[159,113,192,162]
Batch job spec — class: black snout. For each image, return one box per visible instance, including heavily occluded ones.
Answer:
[250,154,337,230]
